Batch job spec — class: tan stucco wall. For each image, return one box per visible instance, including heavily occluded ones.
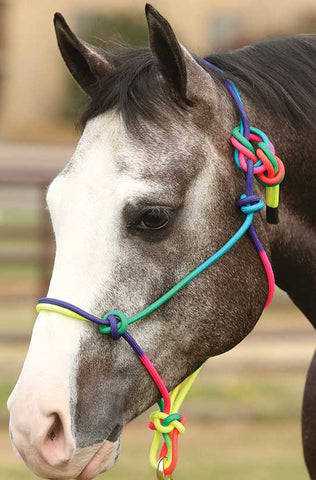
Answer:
[0,0,315,141]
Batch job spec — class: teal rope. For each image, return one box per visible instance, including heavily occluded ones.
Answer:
[127,213,254,324]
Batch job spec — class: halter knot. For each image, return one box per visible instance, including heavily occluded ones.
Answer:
[231,125,285,184]
[149,411,185,435]
[231,125,285,224]
[237,194,264,214]
[98,310,128,339]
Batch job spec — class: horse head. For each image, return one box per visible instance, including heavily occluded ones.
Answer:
[7,5,268,479]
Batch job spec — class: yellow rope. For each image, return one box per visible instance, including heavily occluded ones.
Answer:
[37,302,202,476]
[36,303,90,322]
[149,366,202,471]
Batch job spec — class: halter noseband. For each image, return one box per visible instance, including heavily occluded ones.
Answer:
[36,59,284,478]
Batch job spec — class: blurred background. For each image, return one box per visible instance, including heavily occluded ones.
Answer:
[0,0,315,479]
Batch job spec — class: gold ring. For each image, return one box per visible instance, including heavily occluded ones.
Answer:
[156,458,173,479]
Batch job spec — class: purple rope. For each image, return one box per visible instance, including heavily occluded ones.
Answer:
[38,297,146,357]
[248,224,264,253]
[108,315,120,340]
[202,59,250,139]
[38,297,109,326]
[245,160,254,195]
[122,331,145,357]
[237,195,261,207]
[225,82,250,139]
[203,59,265,255]
[244,160,265,253]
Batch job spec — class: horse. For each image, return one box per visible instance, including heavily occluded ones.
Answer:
[7,4,316,479]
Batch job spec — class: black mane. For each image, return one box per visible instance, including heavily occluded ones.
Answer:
[80,47,188,131]
[81,36,316,132]
[204,35,316,131]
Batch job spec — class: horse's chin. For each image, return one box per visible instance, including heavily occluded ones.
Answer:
[13,436,121,480]
[76,437,121,480]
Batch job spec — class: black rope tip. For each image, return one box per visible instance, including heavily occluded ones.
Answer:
[266,206,279,224]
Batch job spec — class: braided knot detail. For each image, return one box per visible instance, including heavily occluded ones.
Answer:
[98,310,128,339]
[149,411,185,435]
[231,126,285,186]
[237,194,264,214]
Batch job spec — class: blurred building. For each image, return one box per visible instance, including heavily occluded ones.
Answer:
[0,0,315,141]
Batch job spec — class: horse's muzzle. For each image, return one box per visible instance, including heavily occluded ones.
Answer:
[8,386,119,479]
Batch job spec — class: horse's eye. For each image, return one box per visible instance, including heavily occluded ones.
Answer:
[138,207,170,230]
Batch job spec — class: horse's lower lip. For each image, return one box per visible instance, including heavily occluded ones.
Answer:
[76,436,121,480]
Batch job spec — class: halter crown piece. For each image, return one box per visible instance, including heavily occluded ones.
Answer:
[36,59,285,479]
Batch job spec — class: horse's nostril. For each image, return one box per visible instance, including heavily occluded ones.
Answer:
[37,412,76,467]
[47,414,62,441]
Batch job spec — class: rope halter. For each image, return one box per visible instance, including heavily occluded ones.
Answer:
[35,59,285,479]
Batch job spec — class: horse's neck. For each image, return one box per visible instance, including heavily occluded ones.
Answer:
[262,115,316,325]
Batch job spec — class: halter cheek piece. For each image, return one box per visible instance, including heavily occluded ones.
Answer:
[36,60,285,479]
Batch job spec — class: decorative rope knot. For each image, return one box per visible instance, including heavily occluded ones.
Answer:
[237,194,264,215]
[149,411,185,435]
[231,125,285,224]
[231,125,285,185]
[98,310,128,339]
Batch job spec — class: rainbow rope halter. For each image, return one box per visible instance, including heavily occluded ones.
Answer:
[36,60,285,479]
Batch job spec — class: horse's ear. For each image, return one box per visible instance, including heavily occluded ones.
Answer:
[54,13,112,96]
[145,4,187,99]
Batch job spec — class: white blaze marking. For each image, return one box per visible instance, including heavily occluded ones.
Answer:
[8,110,153,476]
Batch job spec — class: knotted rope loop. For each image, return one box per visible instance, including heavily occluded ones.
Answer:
[98,310,128,338]
[149,411,185,435]
[256,149,285,186]
[231,125,285,186]
[231,125,285,224]
[237,194,265,215]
